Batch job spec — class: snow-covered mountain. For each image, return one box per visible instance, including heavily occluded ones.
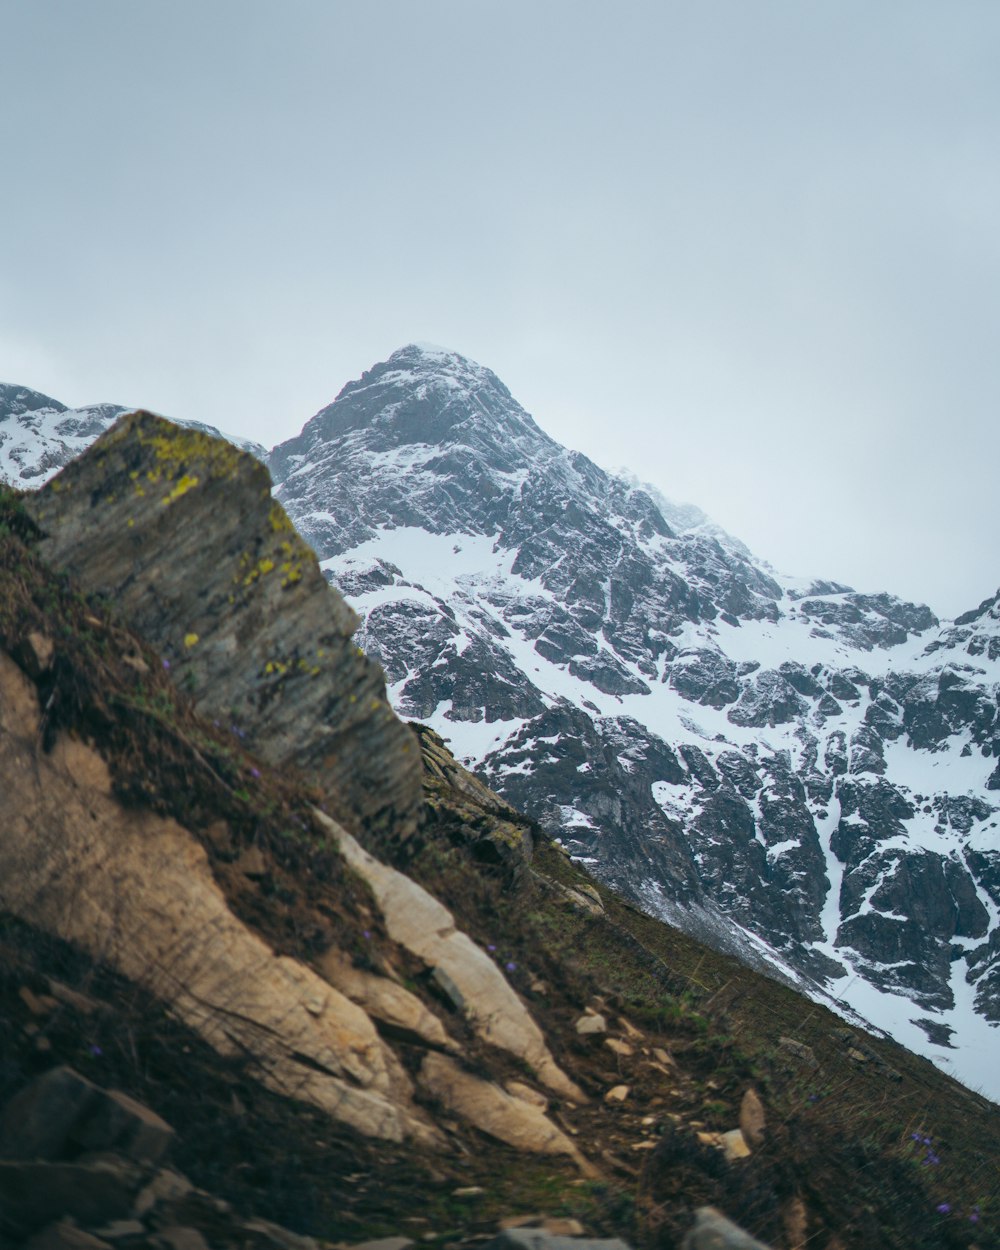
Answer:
[4,347,999,1101]
[0,383,266,485]
[269,345,1000,1099]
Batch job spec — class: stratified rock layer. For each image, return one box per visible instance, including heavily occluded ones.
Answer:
[0,652,433,1144]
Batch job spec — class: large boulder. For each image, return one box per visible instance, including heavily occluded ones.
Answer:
[25,412,422,846]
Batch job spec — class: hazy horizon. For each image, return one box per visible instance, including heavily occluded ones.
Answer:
[3,2,998,618]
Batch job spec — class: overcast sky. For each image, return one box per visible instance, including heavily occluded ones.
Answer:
[2,2,998,618]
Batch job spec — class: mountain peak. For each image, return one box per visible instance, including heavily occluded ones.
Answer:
[352,341,510,405]
[0,382,68,420]
[270,344,544,493]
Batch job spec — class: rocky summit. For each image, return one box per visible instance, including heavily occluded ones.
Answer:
[1,410,999,1250]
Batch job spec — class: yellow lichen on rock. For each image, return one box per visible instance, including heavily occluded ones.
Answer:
[162,474,200,506]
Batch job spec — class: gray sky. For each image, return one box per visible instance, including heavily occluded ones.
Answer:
[3,2,998,618]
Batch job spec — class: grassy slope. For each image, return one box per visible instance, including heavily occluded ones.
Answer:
[1,485,997,1250]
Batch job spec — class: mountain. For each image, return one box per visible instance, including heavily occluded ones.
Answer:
[4,415,999,1250]
[268,345,1000,1099]
[3,349,999,1106]
[0,382,266,485]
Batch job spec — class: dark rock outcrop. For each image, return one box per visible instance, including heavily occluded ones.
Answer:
[25,412,423,844]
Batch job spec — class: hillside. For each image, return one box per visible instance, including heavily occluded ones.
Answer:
[1,420,998,1250]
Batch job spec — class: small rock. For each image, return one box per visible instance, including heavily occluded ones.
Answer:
[132,1168,194,1219]
[783,1197,809,1250]
[238,1218,319,1250]
[604,1038,634,1057]
[76,1088,175,1165]
[575,1014,607,1036]
[24,1224,112,1250]
[0,1066,100,1161]
[151,1228,210,1250]
[90,1221,147,1241]
[498,1216,545,1231]
[847,1048,868,1064]
[561,886,605,916]
[19,986,58,1015]
[452,1187,486,1198]
[236,846,268,878]
[0,1067,174,1167]
[739,1088,766,1149]
[343,1239,414,1250]
[46,980,102,1016]
[652,1047,674,1067]
[202,822,234,854]
[778,1037,818,1069]
[720,1129,751,1161]
[630,1141,656,1151]
[24,631,55,676]
[505,1081,548,1110]
[542,1220,584,1236]
[682,1207,772,1250]
[617,1017,643,1039]
[0,1159,141,1237]
[604,1085,630,1103]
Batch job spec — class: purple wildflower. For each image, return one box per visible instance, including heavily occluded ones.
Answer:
[362,930,371,941]
[969,1213,980,1225]
[89,1044,103,1057]
[250,766,261,779]
[162,659,171,670]
[487,944,497,953]
[936,1204,951,1215]
[505,961,517,973]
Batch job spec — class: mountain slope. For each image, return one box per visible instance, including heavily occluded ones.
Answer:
[269,345,1000,1101]
[3,352,998,1104]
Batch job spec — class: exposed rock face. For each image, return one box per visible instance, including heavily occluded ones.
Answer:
[0,625,583,1155]
[316,810,584,1105]
[0,652,434,1145]
[24,412,423,844]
